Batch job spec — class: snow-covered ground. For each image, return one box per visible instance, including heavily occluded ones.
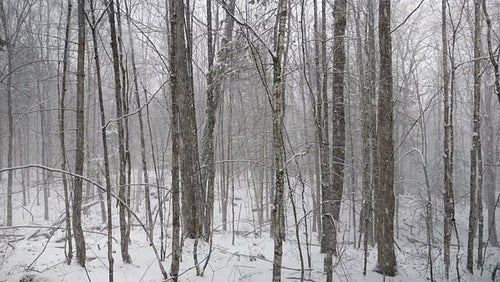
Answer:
[1,176,499,281]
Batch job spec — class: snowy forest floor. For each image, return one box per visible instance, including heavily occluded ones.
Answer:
[1,178,499,281]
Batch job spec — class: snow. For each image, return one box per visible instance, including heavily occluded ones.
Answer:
[0,177,499,281]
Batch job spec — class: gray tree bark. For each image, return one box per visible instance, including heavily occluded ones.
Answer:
[271,0,288,280]
[467,0,482,273]
[200,0,236,241]
[73,0,87,267]
[59,0,72,263]
[441,0,456,278]
[105,0,131,263]
[0,0,13,227]
[376,0,397,276]
[331,0,347,261]
[89,0,115,279]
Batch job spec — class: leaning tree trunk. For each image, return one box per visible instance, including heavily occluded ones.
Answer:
[105,0,131,263]
[73,0,87,267]
[376,0,397,276]
[89,0,115,279]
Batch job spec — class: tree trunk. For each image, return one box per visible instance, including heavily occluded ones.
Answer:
[73,0,87,267]
[0,0,13,227]
[271,0,288,280]
[124,0,153,244]
[59,0,72,263]
[200,0,236,241]
[376,0,397,276]
[481,0,499,248]
[483,75,499,248]
[89,0,115,279]
[331,0,347,259]
[441,0,456,278]
[105,0,131,263]
[319,0,334,279]
[367,0,377,248]
[168,0,182,279]
[467,0,482,273]
[169,0,203,240]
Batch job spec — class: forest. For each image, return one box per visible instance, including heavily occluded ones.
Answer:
[0,0,499,281]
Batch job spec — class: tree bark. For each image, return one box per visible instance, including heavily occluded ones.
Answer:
[441,0,456,278]
[200,0,236,241]
[367,0,377,247]
[73,0,87,267]
[105,0,131,263]
[376,0,397,276]
[168,0,182,279]
[0,0,13,227]
[331,0,347,259]
[59,0,72,263]
[271,0,288,280]
[467,0,482,273]
[89,0,115,279]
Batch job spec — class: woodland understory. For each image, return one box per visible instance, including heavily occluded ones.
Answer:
[0,0,499,281]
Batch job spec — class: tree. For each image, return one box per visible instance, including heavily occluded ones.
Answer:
[88,0,114,278]
[200,0,236,241]
[331,0,347,259]
[73,0,87,267]
[271,0,288,280]
[105,0,131,263]
[59,0,72,263]
[482,0,499,248]
[466,0,482,273]
[375,0,397,276]
[319,0,333,276]
[169,57,181,282]
[0,0,13,227]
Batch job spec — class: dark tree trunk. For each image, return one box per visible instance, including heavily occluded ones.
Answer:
[331,0,347,259]
[59,0,72,264]
[172,0,202,240]
[200,0,236,241]
[467,0,482,273]
[73,0,87,267]
[105,0,131,263]
[89,0,115,279]
[168,0,182,279]
[0,0,13,227]
[271,0,288,279]
[442,0,456,278]
[375,0,397,276]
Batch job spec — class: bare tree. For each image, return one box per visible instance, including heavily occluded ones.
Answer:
[73,0,87,267]
[331,0,347,260]
[200,0,236,241]
[442,0,456,278]
[88,0,115,278]
[59,0,72,263]
[467,0,482,273]
[105,0,131,263]
[0,0,13,227]
[271,0,288,280]
[375,0,397,276]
